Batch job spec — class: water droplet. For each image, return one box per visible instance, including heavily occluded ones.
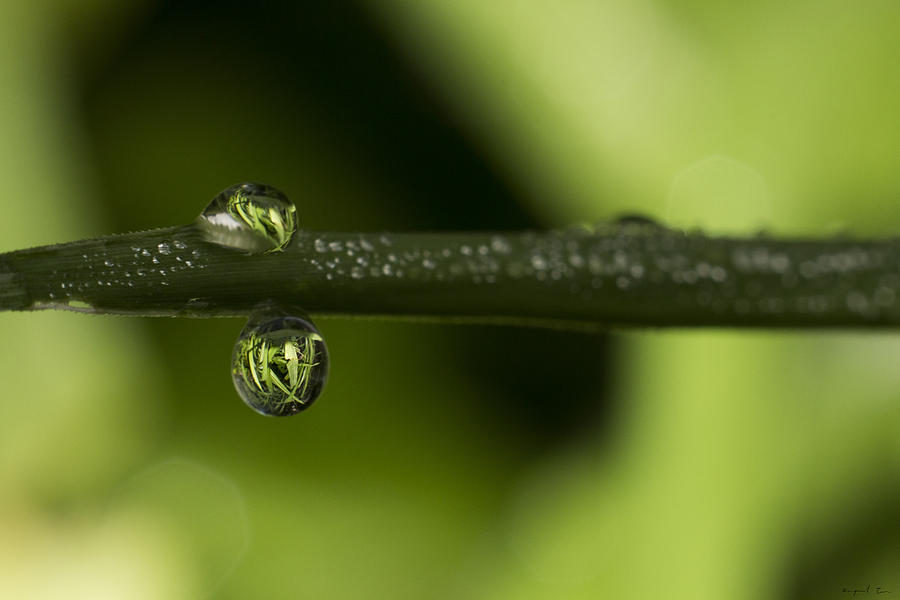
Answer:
[615,214,660,227]
[198,182,297,254]
[231,311,328,417]
[875,286,896,307]
[710,266,728,282]
[490,236,511,254]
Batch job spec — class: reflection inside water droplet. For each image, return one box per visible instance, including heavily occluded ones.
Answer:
[198,182,297,254]
[231,309,328,416]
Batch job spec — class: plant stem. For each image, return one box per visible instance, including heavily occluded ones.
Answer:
[1,220,899,329]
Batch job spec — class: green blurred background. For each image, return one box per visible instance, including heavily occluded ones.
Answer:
[1,1,899,598]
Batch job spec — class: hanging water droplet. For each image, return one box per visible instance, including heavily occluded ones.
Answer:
[231,310,328,416]
[198,182,297,254]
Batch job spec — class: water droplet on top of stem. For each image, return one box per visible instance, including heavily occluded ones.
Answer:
[198,182,297,254]
[614,213,661,227]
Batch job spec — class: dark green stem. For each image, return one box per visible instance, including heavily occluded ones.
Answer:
[2,220,899,329]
